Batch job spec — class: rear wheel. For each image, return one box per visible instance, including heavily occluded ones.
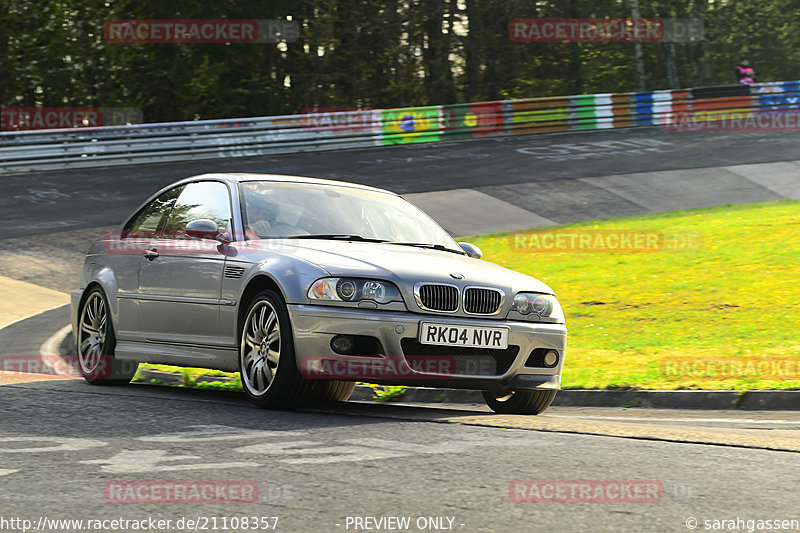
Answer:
[239,290,310,409]
[77,287,138,385]
[482,389,556,415]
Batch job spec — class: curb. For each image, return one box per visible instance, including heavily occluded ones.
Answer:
[551,389,800,410]
[129,373,800,410]
[353,387,800,410]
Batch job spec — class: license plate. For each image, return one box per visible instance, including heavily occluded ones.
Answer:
[419,323,509,350]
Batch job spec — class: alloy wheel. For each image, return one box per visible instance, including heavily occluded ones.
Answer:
[78,292,108,375]
[241,300,281,395]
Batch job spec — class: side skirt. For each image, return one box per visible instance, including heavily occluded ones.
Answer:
[115,340,239,372]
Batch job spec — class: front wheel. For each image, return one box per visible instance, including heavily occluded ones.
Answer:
[482,389,557,415]
[308,380,356,403]
[239,290,311,409]
[76,287,138,385]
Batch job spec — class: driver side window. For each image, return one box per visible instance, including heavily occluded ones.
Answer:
[162,181,233,240]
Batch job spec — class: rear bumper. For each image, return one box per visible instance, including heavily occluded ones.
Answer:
[287,304,566,391]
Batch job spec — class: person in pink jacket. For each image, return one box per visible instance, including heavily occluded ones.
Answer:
[735,59,755,84]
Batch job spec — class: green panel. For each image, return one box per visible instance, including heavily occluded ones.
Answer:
[381,106,441,145]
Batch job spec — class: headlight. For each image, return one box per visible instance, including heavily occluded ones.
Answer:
[308,278,402,304]
[511,293,565,322]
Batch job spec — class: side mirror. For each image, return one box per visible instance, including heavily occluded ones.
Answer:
[185,219,220,240]
[458,242,483,259]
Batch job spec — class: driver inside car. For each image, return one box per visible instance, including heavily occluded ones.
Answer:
[245,194,281,237]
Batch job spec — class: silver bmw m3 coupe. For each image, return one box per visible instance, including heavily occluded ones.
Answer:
[70,173,567,414]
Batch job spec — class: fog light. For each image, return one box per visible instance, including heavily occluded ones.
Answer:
[331,335,355,355]
[543,350,559,368]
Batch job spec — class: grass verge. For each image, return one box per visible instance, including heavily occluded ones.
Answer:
[466,200,799,390]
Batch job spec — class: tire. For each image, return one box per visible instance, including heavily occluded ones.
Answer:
[308,380,356,404]
[239,289,311,409]
[482,389,557,415]
[76,287,138,385]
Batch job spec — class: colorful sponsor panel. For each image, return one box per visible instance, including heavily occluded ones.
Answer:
[569,94,598,130]
[440,103,471,140]
[632,92,656,126]
[468,102,505,135]
[612,93,633,128]
[689,85,753,122]
[691,97,754,114]
[12,81,797,148]
[669,90,691,117]
[755,81,800,110]
[650,90,673,126]
[592,94,615,129]
[509,97,569,133]
[690,100,755,125]
[381,106,441,145]
[568,94,620,130]
[442,101,505,139]
[631,90,680,126]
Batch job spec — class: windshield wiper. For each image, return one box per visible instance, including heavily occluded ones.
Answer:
[285,234,389,243]
[388,242,465,255]
[279,235,463,253]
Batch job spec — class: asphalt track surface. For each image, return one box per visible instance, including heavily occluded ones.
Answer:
[3,379,800,533]
[2,127,799,239]
[1,127,799,532]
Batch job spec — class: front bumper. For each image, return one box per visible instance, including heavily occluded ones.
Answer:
[288,304,566,392]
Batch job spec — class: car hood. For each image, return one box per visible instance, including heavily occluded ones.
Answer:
[241,239,554,295]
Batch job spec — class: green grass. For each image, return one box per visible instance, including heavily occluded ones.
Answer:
[134,366,401,400]
[367,384,407,402]
[137,364,242,391]
[466,200,800,390]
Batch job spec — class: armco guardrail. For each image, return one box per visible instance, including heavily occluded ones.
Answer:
[1,81,798,174]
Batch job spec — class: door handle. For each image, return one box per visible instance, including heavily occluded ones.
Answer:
[143,249,159,260]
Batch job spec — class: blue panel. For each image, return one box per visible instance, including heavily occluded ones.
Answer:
[756,81,800,110]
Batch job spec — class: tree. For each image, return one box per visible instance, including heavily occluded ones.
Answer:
[1,0,798,123]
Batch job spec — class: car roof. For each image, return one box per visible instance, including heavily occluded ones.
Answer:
[181,173,397,195]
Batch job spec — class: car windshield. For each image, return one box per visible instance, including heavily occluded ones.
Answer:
[239,181,459,249]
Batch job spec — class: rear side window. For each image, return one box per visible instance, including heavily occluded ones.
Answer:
[162,181,233,239]
[123,186,183,238]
